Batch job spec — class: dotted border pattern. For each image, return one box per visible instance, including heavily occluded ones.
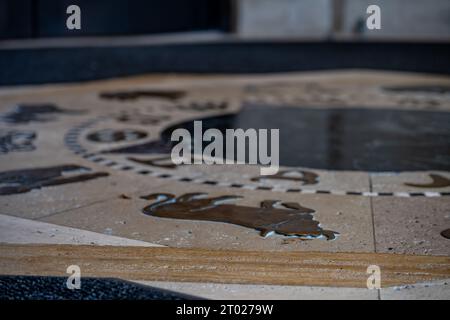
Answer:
[64,116,450,198]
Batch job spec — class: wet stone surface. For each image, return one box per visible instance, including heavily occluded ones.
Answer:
[100,105,450,172]
[160,105,450,172]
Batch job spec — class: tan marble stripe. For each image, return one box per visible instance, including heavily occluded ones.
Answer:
[1,244,449,288]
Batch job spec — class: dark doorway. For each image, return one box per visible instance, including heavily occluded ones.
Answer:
[0,0,232,39]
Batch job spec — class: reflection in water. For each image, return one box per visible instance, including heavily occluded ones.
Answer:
[99,90,186,101]
[104,105,450,172]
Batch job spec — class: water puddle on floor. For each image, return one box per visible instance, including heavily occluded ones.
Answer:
[103,105,450,172]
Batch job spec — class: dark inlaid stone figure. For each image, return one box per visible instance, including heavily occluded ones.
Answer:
[0,130,36,154]
[100,90,186,101]
[141,193,338,240]
[102,105,450,172]
[0,165,109,195]
[87,129,147,143]
[1,104,83,124]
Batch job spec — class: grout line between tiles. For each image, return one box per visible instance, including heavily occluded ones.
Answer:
[34,197,115,221]
[368,173,381,300]
[368,174,377,254]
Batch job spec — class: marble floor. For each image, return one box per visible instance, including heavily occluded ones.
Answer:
[0,70,449,299]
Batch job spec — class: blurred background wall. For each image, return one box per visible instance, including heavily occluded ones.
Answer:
[0,0,231,39]
[339,0,450,40]
[236,0,450,40]
[236,0,332,38]
[0,0,449,41]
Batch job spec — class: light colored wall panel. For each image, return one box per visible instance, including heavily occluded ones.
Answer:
[235,0,450,41]
[236,0,333,38]
[341,0,450,40]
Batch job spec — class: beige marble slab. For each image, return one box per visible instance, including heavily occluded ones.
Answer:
[40,184,374,253]
[0,214,163,247]
[0,70,448,259]
[135,280,379,300]
[372,196,450,256]
[380,279,450,300]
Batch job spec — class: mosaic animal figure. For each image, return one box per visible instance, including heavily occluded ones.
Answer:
[1,104,83,124]
[140,193,338,240]
[0,130,36,154]
[100,90,185,101]
[0,165,109,195]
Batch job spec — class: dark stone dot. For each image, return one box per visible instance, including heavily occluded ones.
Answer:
[440,229,450,239]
